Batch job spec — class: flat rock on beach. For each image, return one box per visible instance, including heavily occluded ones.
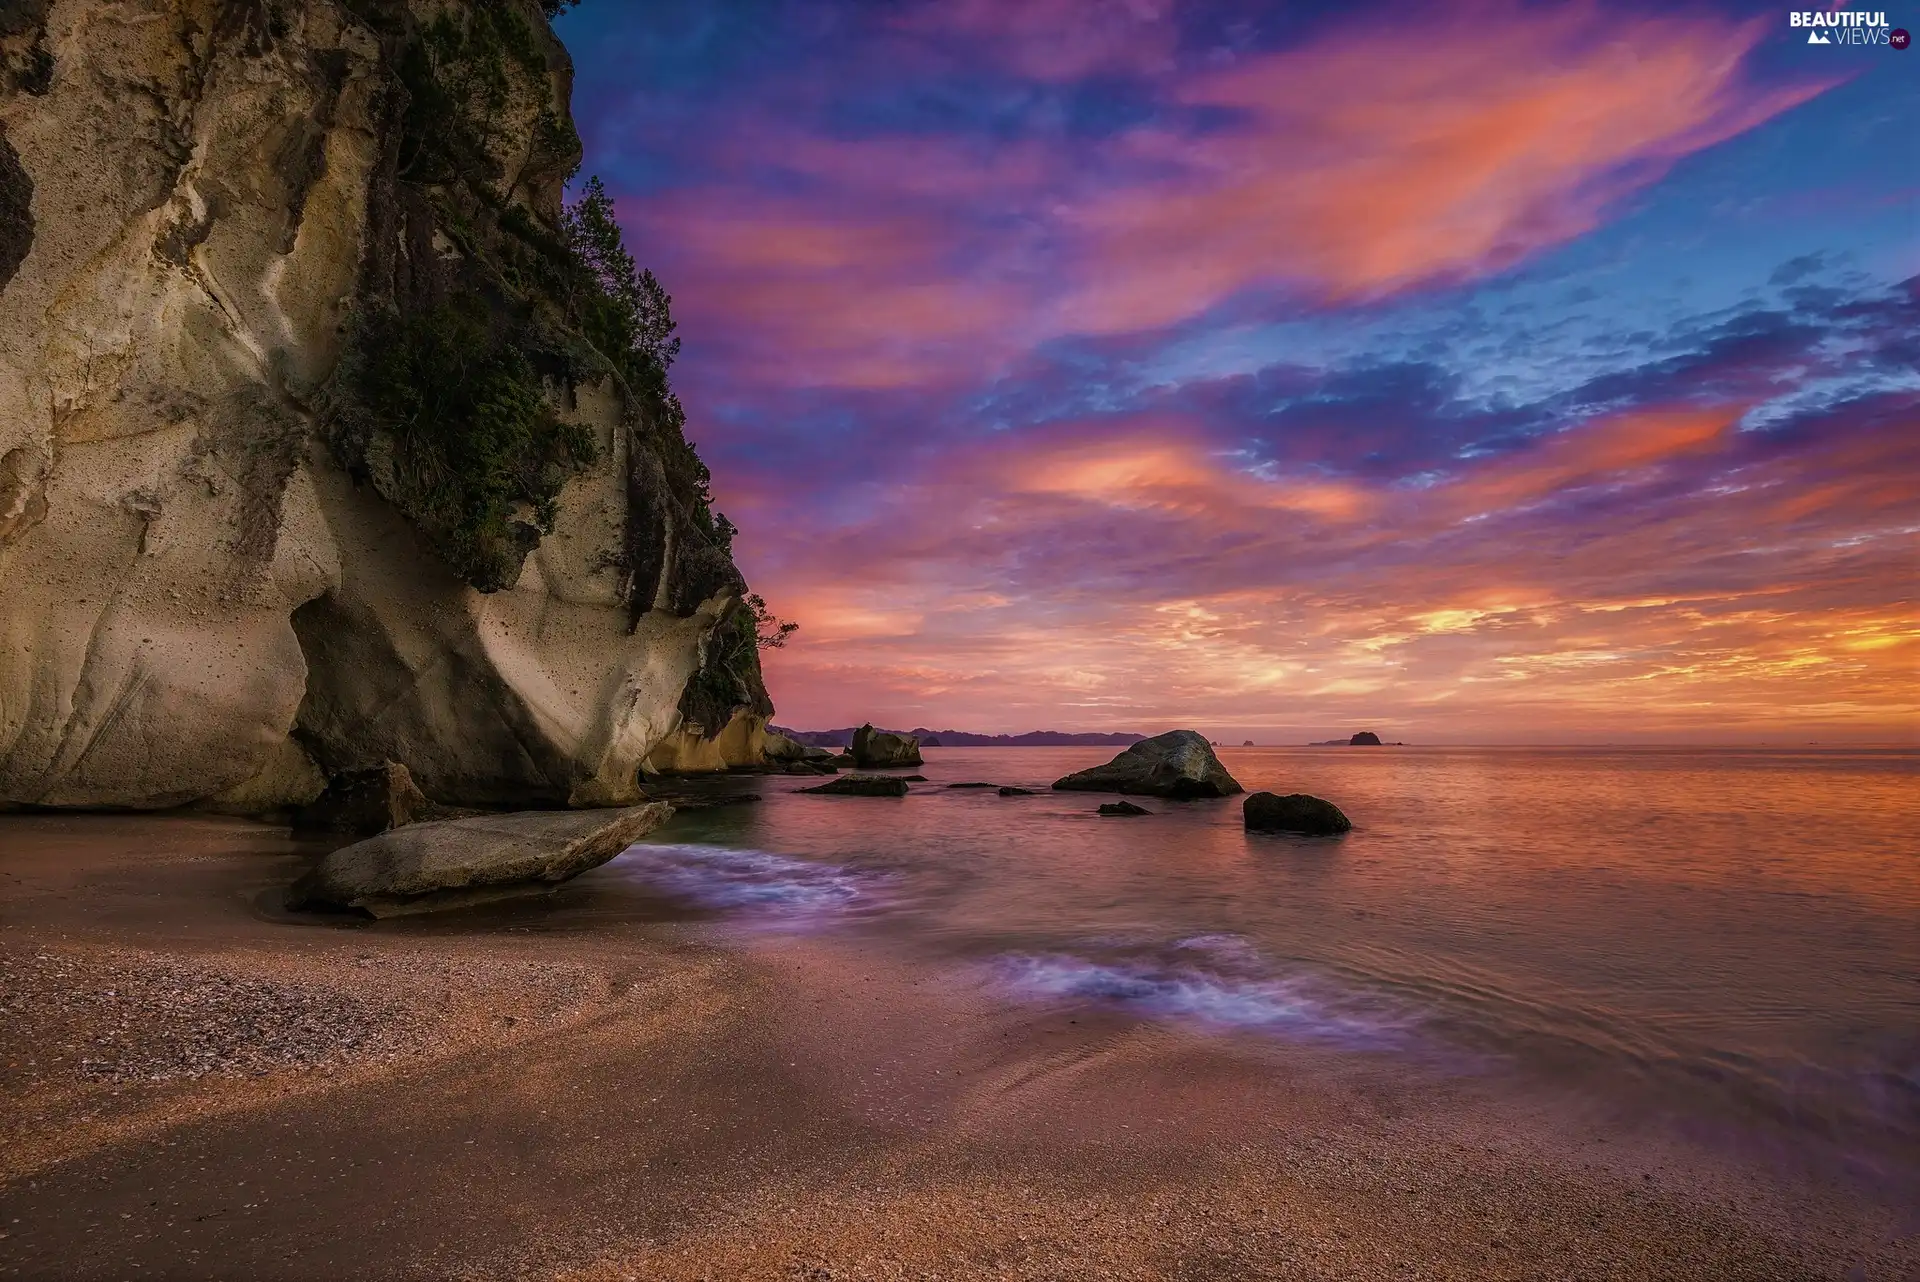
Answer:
[286,804,673,917]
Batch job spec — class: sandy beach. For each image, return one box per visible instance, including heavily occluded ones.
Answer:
[2,812,1912,1282]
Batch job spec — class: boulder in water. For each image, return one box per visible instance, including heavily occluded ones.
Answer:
[998,786,1037,796]
[851,724,923,768]
[1051,730,1242,798]
[797,774,910,797]
[287,804,672,917]
[1098,801,1151,816]
[1244,792,1351,835]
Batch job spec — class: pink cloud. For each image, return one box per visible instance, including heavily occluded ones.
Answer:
[745,400,1919,740]
[1059,7,1830,329]
[633,3,1828,387]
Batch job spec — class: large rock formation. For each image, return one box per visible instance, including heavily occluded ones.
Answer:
[287,801,671,917]
[1051,730,1242,799]
[0,0,771,811]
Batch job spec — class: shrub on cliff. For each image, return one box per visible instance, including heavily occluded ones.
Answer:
[329,0,731,603]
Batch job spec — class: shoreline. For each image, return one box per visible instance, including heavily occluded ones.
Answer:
[2,813,1912,1280]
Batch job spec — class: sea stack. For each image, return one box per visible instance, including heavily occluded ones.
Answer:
[1350,731,1383,746]
[850,724,924,768]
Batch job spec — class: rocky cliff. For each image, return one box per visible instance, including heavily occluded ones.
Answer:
[0,0,770,811]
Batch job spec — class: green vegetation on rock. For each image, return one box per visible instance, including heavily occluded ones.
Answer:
[328,0,725,599]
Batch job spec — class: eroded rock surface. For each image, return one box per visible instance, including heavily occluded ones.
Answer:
[0,2,768,811]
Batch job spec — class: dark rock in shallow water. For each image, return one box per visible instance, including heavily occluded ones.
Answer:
[851,723,923,768]
[1244,792,1351,835]
[900,774,928,781]
[998,786,1037,796]
[287,804,672,917]
[1098,801,1151,816]
[797,774,910,797]
[946,782,996,789]
[1051,730,1242,798]
[1349,731,1382,746]
[292,761,428,837]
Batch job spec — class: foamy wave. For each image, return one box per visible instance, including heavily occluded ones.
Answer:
[612,843,878,926]
[996,935,1419,1048]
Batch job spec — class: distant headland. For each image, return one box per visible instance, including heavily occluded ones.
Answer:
[772,726,1148,748]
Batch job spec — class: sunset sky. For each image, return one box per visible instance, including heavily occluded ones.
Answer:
[558,1,1919,743]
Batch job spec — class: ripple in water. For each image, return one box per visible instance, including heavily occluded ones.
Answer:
[995,933,1421,1050]
[613,843,880,928]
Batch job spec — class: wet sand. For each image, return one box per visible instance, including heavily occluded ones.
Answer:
[1,814,1912,1281]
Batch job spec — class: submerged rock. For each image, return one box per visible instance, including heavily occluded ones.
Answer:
[797,774,910,797]
[998,786,1037,796]
[1244,792,1351,835]
[286,804,672,917]
[1051,730,1242,798]
[946,782,997,789]
[1098,801,1151,816]
[292,762,429,837]
[850,724,923,768]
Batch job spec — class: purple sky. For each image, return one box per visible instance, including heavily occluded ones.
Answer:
[559,0,1918,742]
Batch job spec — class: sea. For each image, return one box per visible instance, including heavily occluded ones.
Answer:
[599,745,1920,1201]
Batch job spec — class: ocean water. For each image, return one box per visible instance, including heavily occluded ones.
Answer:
[602,745,1920,1187]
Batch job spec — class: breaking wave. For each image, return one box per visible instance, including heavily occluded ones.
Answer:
[994,933,1421,1049]
[611,843,881,928]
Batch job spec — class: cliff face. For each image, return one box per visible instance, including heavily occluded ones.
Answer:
[0,0,768,811]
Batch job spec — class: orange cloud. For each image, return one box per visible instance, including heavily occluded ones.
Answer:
[1007,429,1375,522]
[1442,405,1743,515]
